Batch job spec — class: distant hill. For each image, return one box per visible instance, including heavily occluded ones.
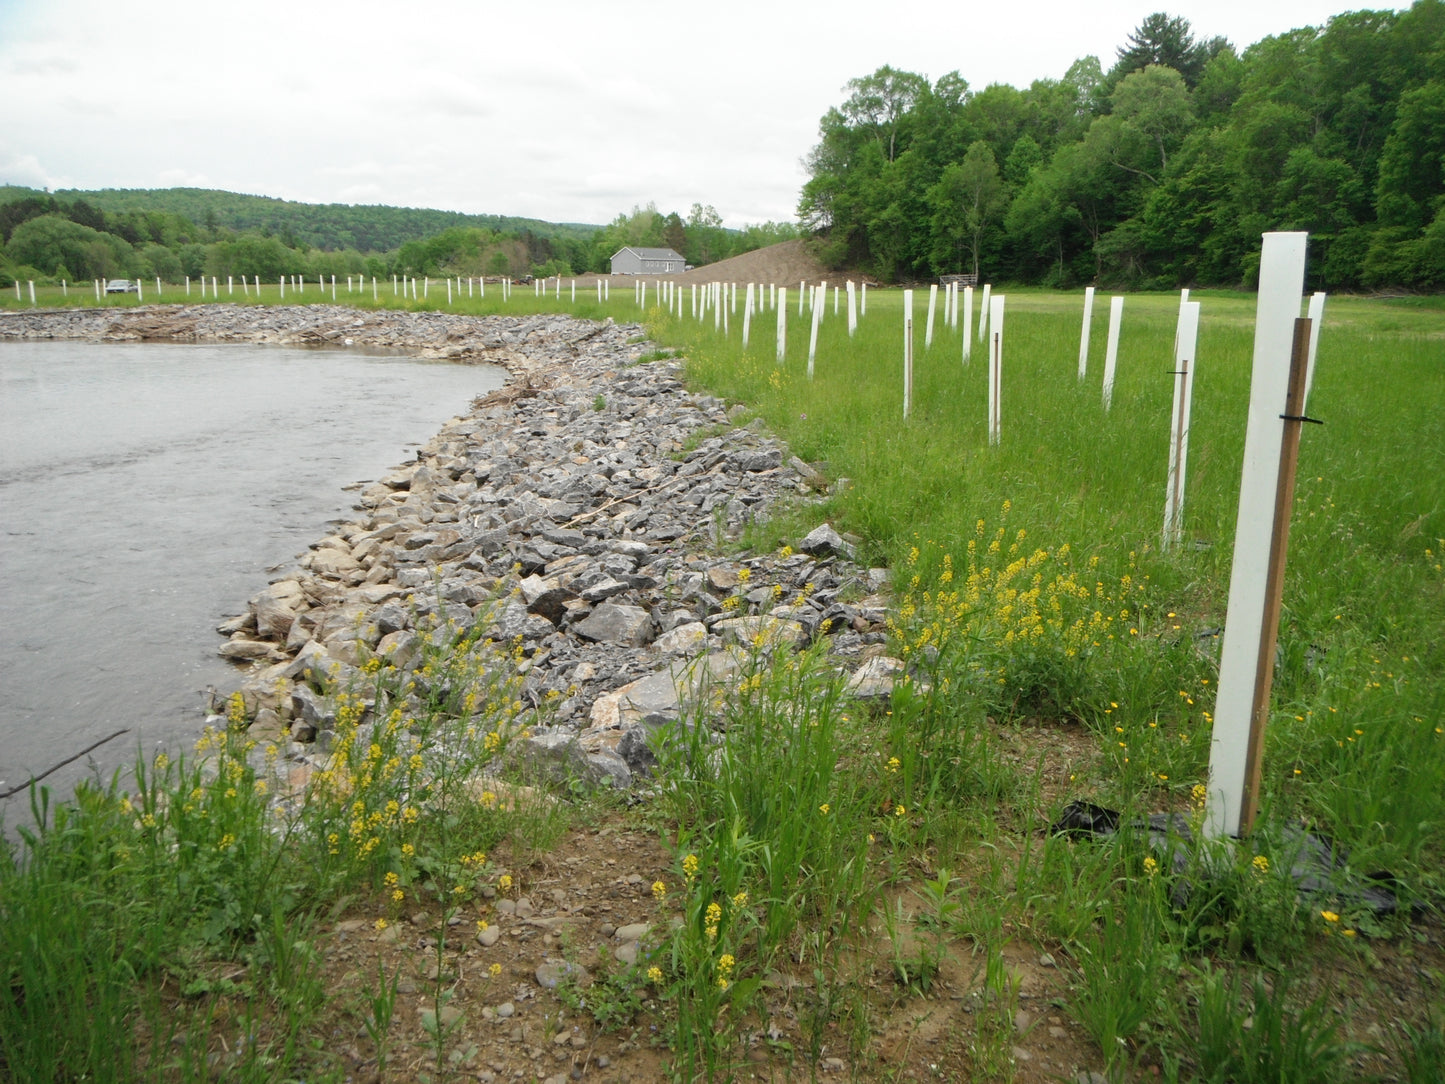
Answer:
[0,186,599,253]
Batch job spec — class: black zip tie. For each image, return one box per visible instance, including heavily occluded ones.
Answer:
[1280,414,1324,425]
[1168,370,1189,375]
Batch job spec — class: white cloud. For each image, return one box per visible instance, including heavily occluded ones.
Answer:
[0,148,68,191]
[0,0,1399,228]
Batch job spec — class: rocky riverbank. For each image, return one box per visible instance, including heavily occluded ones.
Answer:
[4,304,897,793]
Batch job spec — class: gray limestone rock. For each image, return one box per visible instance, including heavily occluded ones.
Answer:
[653,621,708,656]
[519,573,574,624]
[517,728,592,785]
[845,655,905,701]
[798,523,851,558]
[572,601,654,647]
[585,749,632,789]
[219,638,274,661]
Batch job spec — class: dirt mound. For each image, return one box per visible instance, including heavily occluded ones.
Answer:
[671,239,848,286]
[573,240,870,288]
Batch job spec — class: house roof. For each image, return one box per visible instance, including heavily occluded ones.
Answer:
[612,247,686,261]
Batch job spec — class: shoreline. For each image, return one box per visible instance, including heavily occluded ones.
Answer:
[3,304,891,795]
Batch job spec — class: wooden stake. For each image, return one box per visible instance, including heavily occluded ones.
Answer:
[1237,318,1314,834]
[1207,231,1310,838]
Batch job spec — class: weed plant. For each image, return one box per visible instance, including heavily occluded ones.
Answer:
[0,592,550,1081]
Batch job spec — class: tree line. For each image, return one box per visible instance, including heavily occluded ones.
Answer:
[0,187,798,287]
[798,2,1445,289]
[0,187,599,286]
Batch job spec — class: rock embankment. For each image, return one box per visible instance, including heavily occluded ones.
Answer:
[1,302,563,371]
[4,304,898,791]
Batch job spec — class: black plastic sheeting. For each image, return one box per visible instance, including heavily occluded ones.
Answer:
[1049,800,1405,917]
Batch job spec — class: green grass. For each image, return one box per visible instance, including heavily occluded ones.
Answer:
[2,279,1441,1081]
[649,285,1444,867]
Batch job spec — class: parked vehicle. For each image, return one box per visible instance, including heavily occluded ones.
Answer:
[104,279,138,294]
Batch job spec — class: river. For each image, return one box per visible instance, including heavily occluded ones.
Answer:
[0,341,504,815]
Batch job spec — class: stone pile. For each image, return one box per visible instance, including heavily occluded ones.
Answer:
[128,309,899,790]
[4,304,900,791]
[1,302,561,368]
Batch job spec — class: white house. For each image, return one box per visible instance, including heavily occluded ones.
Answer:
[610,246,687,275]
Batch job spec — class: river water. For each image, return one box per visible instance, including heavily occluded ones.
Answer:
[0,341,504,815]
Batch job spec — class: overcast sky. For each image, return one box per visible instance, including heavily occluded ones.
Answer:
[0,0,1396,229]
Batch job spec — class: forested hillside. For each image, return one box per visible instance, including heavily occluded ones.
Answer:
[0,186,600,286]
[0,186,795,286]
[28,188,596,254]
[799,2,1445,288]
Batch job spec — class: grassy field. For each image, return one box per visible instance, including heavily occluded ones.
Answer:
[1,279,1442,1082]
